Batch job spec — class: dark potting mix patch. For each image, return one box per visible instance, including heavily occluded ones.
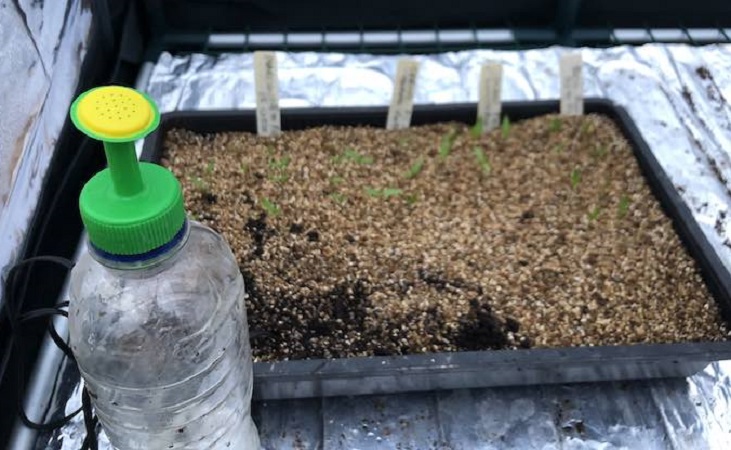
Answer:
[162,114,729,361]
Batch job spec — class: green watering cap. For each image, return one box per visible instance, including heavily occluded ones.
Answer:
[70,86,185,256]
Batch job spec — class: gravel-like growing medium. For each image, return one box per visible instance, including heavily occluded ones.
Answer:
[163,114,729,361]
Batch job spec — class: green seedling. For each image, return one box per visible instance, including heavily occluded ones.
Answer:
[329,192,347,205]
[267,155,291,183]
[365,187,403,198]
[405,193,418,205]
[554,144,565,154]
[206,159,215,175]
[269,173,290,183]
[329,176,345,186]
[580,120,592,136]
[240,163,249,174]
[549,117,562,133]
[501,116,511,139]
[570,168,582,190]
[382,188,403,198]
[333,147,373,165]
[470,118,484,139]
[587,206,601,221]
[618,195,631,218]
[191,176,209,193]
[592,145,608,159]
[347,148,373,164]
[268,155,291,170]
[438,129,457,161]
[404,157,425,179]
[365,187,381,198]
[473,146,492,176]
[260,197,281,216]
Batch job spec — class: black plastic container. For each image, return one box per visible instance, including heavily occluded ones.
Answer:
[143,0,731,53]
[142,99,731,399]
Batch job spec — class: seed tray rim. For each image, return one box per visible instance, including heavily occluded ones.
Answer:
[141,99,731,399]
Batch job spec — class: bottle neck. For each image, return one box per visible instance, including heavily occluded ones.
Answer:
[89,220,190,271]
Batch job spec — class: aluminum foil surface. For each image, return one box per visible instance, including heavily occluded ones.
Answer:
[0,0,92,306]
[42,44,731,449]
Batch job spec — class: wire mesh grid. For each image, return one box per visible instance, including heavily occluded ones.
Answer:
[155,25,731,56]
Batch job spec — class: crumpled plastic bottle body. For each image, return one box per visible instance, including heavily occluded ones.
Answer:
[69,221,261,450]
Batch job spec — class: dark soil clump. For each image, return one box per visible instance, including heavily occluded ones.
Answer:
[454,299,509,351]
[244,215,268,258]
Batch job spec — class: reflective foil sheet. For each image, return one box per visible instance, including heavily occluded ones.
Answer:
[0,0,92,307]
[44,44,731,449]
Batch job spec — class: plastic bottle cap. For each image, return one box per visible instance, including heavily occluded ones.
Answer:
[70,86,186,256]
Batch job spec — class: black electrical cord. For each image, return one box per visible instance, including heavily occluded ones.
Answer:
[1,257,99,450]
[81,388,99,450]
[13,139,96,325]
[0,257,74,378]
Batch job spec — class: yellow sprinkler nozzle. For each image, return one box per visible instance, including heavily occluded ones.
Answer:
[71,85,159,143]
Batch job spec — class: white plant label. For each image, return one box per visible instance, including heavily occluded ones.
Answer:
[478,62,503,132]
[254,51,281,136]
[560,53,584,116]
[386,59,420,130]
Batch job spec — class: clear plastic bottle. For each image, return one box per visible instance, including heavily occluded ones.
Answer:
[66,86,260,449]
[69,221,260,449]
